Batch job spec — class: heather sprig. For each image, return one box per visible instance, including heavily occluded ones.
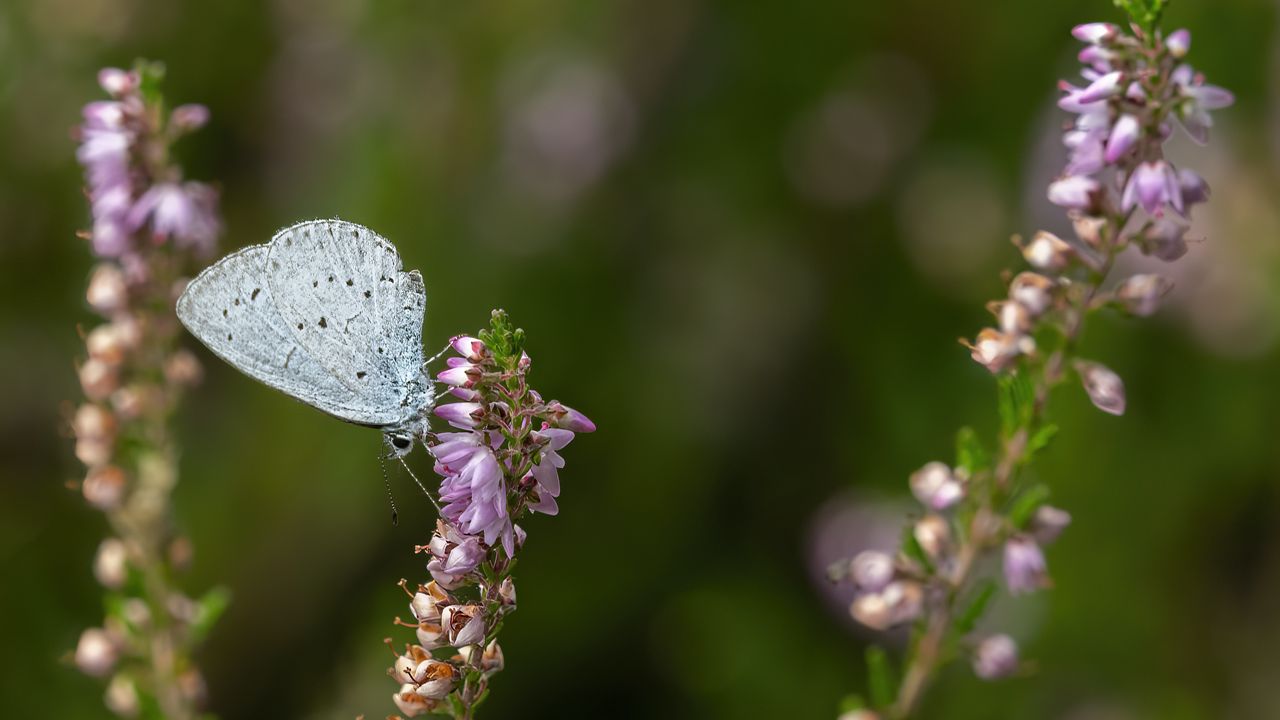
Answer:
[388,309,594,719]
[70,62,226,719]
[831,13,1230,720]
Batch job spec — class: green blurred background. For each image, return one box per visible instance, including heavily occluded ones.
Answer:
[3,0,1279,717]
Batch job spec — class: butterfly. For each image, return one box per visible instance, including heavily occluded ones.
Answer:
[176,219,435,457]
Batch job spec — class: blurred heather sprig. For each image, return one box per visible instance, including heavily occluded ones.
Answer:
[70,62,227,719]
[387,309,594,719]
[830,13,1231,720]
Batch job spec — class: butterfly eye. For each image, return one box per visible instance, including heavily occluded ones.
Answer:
[391,436,411,450]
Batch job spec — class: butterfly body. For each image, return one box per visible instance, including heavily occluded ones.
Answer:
[176,219,434,454]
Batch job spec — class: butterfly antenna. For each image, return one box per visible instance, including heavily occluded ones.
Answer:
[398,454,443,514]
[423,340,453,370]
[379,448,398,526]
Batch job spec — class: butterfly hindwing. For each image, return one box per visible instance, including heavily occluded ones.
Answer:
[264,220,427,426]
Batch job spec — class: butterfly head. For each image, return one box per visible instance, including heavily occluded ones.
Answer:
[385,430,416,458]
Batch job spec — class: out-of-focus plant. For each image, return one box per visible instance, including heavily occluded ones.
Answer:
[69,61,228,720]
[828,4,1233,718]
[386,310,595,719]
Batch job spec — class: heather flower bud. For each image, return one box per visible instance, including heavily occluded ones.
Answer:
[77,437,115,467]
[105,674,140,717]
[909,462,964,511]
[1178,168,1210,206]
[1071,213,1107,250]
[973,634,1019,680]
[1048,175,1101,210]
[1072,22,1119,44]
[498,576,517,606]
[1076,360,1126,416]
[1104,114,1141,163]
[913,514,951,559]
[1031,505,1072,545]
[849,551,894,593]
[164,349,203,386]
[849,592,894,631]
[80,358,120,401]
[98,68,137,96]
[75,628,118,677]
[460,639,505,673]
[1009,272,1056,316]
[990,301,1032,335]
[86,324,130,365]
[170,104,210,132]
[967,328,1028,374]
[1166,29,1191,58]
[83,465,127,509]
[838,712,881,720]
[1114,273,1172,317]
[1003,536,1049,594]
[74,404,118,442]
[1075,70,1124,103]
[1138,219,1190,262]
[850,581,923,630]
[1020,231,1075,273]
[441,604,486,647]
[94,538,129,589]
[87,264,129,314]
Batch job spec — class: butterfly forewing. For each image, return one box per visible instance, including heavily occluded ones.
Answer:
[176,244,398,424]
[264,220,427,426]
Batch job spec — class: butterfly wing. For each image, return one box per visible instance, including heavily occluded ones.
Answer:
[176,244,400,424]
[263,219,427,427]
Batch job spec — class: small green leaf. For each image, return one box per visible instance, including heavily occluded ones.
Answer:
[1008,484,1051,529]
[133,59,166,106]
[839,694,867,713]
[1114,0,1167,30]
[190,586,231,644]
[901,524,934,574]
[1027,423,1059,458]
[955,426,989,475]
[954,580,998,635]
[866,645,897,710]
[996,373,1034,437]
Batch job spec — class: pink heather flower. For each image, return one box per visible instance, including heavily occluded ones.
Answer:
[126,182,221,253]
[426,527,486,587]
[1171,64,1234,144]
[1003,536,1049,594]
[1047,175,1100,210]
[1178,168,1210,206]
[1074,70,1124,104]
[973,634,1019,680]
[170,104,210,131]
[1104,114,1141,163]
[436,363,480,388]
[849,551,894,593]
[1166,29,1191,58]
[1077,45,1116,71]
[1122,161,1182,216]
[1063,129,1106,175]
[527,428,574,516]
[97,68,137,96]
[450,335,487,361]
[430,432,513,555]
[1071,22,1119,44]
[434,402,483,429]
[549,402,596,433]
[1076,360,1126,416]
[909,462,964,511]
